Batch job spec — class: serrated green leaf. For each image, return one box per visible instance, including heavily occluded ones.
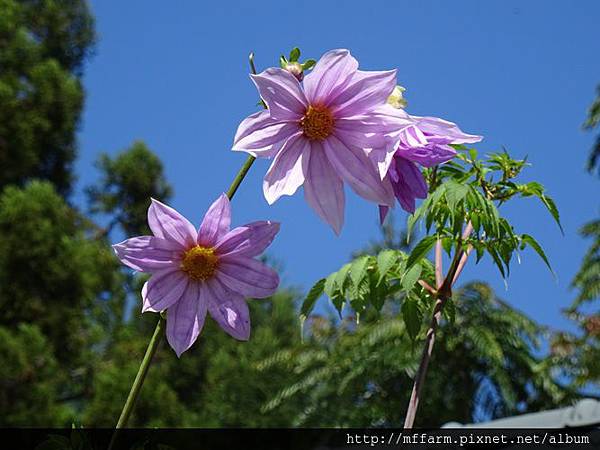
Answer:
[335,263,351,291]
[445,180,469,211]
[488,246,506,279]
[377,249,398,282]
[540,194,563,234]
[300,278,325,318]
[402,263,422,292]
[402,296,423,341]
[350,256,370,288]
[406,235,437,269]
[521,234,554,276]
[324,272,337,297]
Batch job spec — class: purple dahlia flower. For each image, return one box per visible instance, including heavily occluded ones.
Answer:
[113,195,280,356]
[233,49,413,234]
[375,115,483,221]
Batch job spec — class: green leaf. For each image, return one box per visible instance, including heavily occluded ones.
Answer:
[401,263,422,292]
[444,180,469,211]
[406,235,437,270]
[350,256,370,288]
[540,194,563,234]
[300,278,325,318]
[443,298,456,324]
[488,246,506,279]
[324,272,338,297]
[335,263,352,291]
[302,59,316,70]
[289,47,301,62]
[402,296,423,341]
[279,55,287,68]
[521,234,554,276]
[377,249,398,282]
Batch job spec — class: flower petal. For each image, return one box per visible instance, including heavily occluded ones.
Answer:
[215,221,280,258]
[330,69,397,117]
[197,193,231,247]
[378,205,390,224]
[217,256,279,298]
[112,236,181,272]
[414,116,483,145]
[303,49,358,105]
[398,143,457,168]
[303,142,345,235]
[233,110,298,156]
[206,278,251,340]
[142,270,188,313]
[250,68,307,120]
[394,157,428,199]
[165,282,207,357]
[263,132,309,204]
[323,135,395,207]
[148,199,197,247]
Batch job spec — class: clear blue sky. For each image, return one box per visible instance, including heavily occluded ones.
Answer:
[77,1,600,331]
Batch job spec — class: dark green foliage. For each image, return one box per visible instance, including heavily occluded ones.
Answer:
[0,0,95,195]
[0,181,122,368]
[87,141,173,237]
[83,291,303,427]
[262,282,575,427]
[0,324,73,426]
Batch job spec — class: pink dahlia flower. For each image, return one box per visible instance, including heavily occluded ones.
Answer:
[375,115,483,221]
[233,49,413,234]
[113,195,280,356]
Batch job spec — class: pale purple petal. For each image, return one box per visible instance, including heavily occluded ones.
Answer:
[414,116,483,145]
[216,256,279,298]
[206,278,251,340]
[330,69,397,117]
[215,221,280,258]
[165,282,207,357]
[303,49,358,105]
[398,143,457,167]
[197,193,231,247]
[250,68,307,120]
[148,199,197,247]
[303,142,345,235]
[323,135,395,207]
[232,110,299,155]
[263,132,309,204]
[112,236,181,272]
[142,270,188,313]
[367,146,397,180]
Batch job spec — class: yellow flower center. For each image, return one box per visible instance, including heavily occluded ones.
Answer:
[301,105,335,140]
[180,246,219,281]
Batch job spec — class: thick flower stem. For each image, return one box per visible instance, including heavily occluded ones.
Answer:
[403,222,473,428]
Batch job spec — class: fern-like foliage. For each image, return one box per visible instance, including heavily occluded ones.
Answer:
[259,282,576,427]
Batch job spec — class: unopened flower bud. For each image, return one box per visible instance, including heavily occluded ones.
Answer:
[285,62,304,81]
[387,85,407,109]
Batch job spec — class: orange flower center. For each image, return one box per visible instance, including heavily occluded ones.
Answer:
[180,246,219,281]
[301,105,334,140]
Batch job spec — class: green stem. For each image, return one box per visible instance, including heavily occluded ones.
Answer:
[226,155,256,200]
[114,316,165,430]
